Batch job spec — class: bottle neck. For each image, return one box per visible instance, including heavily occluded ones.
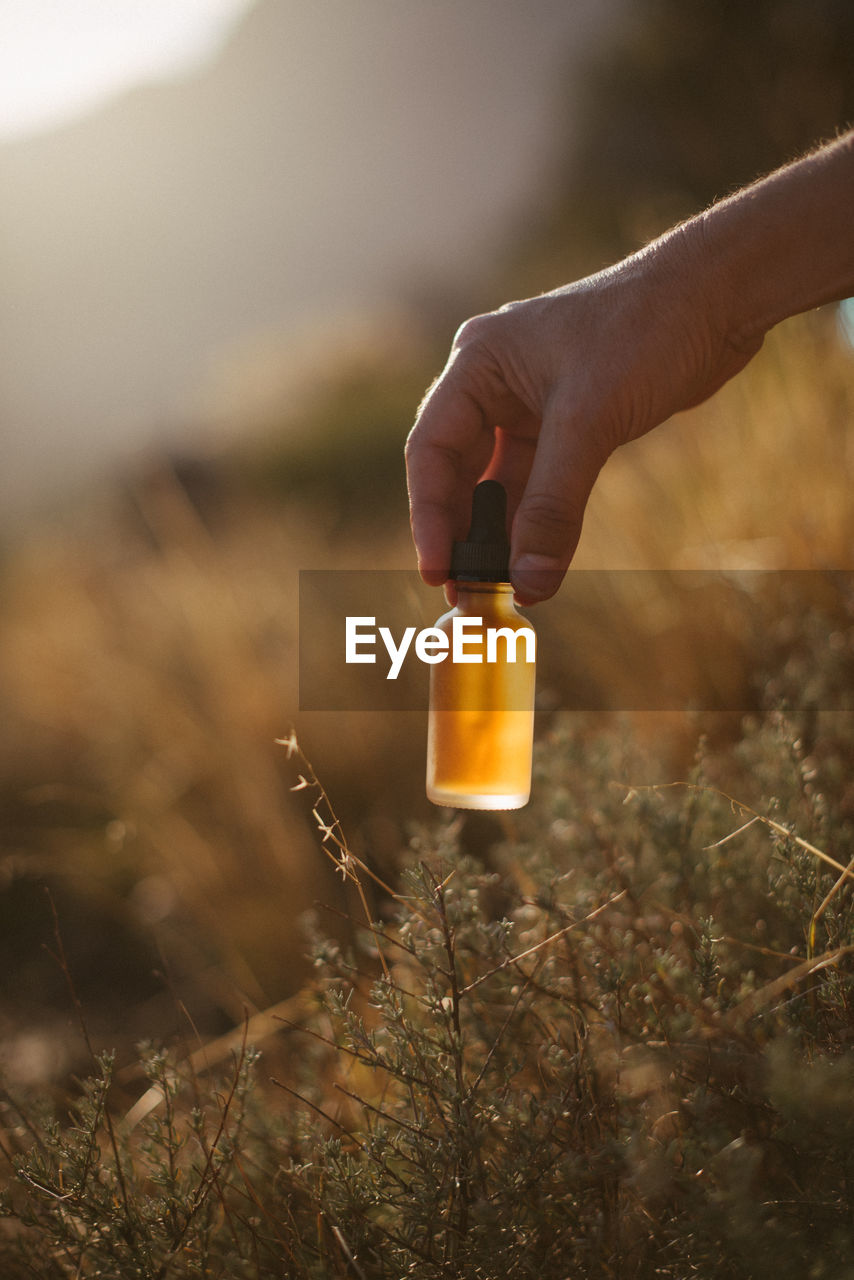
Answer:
[454,581,516,613]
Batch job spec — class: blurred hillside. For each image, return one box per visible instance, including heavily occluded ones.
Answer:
[0,0,614,518]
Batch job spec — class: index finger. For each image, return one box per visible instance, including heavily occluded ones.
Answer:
[404,365,495,584]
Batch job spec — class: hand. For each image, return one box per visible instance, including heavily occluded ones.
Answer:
[405,222,762,603]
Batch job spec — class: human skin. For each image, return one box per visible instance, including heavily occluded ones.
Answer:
[405,129,854,604]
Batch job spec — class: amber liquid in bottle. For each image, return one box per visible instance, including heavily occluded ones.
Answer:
[426,582,536,810]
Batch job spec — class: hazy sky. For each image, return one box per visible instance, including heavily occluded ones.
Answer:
[0,0,255,139]
[0,0,613,520]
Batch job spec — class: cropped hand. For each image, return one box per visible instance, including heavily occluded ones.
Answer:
[405,225,759,602]
[406,130,854,603]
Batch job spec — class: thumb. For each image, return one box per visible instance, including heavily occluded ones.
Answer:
[510,410,606,603]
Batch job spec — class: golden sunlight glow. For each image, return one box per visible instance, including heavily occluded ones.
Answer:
[0,0,255,140]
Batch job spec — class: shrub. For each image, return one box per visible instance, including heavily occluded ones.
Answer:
[4,686,854,1277]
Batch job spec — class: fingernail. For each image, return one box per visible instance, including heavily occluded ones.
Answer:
[511,554,563,602]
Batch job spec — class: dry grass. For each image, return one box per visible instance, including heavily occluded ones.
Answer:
[0,306,852,1085]
[0,473,421,1078]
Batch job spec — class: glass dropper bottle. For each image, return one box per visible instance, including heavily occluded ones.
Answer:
[426,480,536,809]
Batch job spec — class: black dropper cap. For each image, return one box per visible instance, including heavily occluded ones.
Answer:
[450,480,510,582]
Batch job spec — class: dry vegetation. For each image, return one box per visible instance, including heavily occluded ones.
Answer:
[0,308,853,1275]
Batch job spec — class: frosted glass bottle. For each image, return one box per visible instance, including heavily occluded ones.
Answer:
[425,481,536,810]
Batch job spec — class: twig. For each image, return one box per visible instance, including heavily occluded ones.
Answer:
[620,781,854,883]
[45,889,135,1235]
[155,1019,251,1280]
[621,780,854,961]
[278,732,407,979]
[459,890,627,996]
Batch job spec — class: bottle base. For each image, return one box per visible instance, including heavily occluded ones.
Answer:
[427,787,529,811]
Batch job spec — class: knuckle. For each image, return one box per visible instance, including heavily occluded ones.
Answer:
[451,313,506,369]
[452,312,493,349]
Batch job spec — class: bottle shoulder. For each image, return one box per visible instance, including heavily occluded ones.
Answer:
[432,594,534,631]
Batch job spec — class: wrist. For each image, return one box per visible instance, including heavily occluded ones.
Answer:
[695,131,854,349]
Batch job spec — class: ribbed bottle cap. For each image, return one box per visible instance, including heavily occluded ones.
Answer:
[450,480,510,582]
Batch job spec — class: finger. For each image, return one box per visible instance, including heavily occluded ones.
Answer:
[510,399,608,603]
[405,374,494,584]
[406,337,537,583]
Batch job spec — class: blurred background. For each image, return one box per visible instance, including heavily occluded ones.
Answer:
[1,0,853,1087]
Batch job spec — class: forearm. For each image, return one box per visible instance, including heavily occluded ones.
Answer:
[696,129,854,349]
